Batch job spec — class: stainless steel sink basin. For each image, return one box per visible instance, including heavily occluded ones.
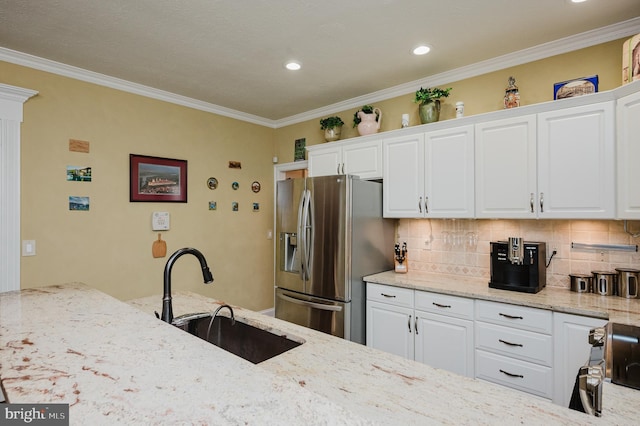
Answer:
[172,313,302,364]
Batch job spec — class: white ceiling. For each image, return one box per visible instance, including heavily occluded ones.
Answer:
[0,0,638,125]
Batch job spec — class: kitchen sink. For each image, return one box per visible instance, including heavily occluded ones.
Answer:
[172,313,303,364]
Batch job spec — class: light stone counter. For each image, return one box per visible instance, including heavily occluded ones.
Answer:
[2,283,638,425]
[364,271,640,325]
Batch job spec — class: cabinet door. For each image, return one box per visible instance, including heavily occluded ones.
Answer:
[414,311,474,377]
[366,300,414,359]
[552,313,607,407]
[475,115,537,218]
[343,139,383,180]
[308,144,342,177]
[617,90,640,219]
[538,102,615,218]
[424,125,474,218]
[383,133,425,218]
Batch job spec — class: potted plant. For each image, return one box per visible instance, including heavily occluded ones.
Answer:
[319,116,345,142]
[353,105,382,136]
[414,87,452,124]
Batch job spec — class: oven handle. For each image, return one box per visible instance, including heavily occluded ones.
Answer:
[278,292,343,312]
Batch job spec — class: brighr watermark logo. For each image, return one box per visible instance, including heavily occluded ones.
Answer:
[2,404,68,425]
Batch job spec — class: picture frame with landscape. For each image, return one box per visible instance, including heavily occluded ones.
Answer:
[129,154,187,202]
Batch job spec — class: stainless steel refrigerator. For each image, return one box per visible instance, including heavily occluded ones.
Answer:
[275,175,395,344]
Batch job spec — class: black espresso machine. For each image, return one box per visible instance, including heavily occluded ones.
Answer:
[489,238,546,293]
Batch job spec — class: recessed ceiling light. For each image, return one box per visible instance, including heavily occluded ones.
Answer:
[285,61,301,71]
[413,45,431,56]
[571,0,588,3]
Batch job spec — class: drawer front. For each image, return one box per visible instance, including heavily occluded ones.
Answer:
[414,291,474,320]
[475,322,552,366]
[475,300,552,334]
[366,283,414,308]
[475,350,553,399]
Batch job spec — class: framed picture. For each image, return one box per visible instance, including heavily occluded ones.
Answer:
[130,154,187,202]
[294,138,306,162]
[553,75,598,100]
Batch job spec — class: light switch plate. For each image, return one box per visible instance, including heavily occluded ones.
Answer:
[22,240,36,256]
[152,212,170,231]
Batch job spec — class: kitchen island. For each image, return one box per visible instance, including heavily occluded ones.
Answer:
[1,282,637,425]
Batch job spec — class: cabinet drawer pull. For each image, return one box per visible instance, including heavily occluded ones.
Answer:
[499,313,523,320]
[415,316,419,335]
[408,315,412,333]
[530,193,534,213]
[499,339,523,348]
[380,293,396,298]
[418,196,423,213]
[432,302,452,309]
[499,369,524,379]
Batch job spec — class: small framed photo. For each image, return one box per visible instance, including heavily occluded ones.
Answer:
[553,75,598,100]
[209,201,217,210]
[294,138,306,162]
[130,154,187,203]
[253,202,260,212]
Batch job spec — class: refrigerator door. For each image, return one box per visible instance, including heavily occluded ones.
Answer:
[275,288,348,339]
[276,178,306,294]
[306,175,348,301]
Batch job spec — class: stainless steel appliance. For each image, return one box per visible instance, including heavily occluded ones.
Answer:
[274,175,394,344]
[488,239,546,293]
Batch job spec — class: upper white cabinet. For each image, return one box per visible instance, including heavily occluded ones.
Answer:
[383,125,475,218]
[308,138,382,179]
[537,102,615,219]
[475,115,537,219]
[617,89,640,219]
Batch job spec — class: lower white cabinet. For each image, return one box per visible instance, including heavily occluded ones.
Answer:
[366,283,474,377]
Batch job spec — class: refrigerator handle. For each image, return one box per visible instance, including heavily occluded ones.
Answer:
[297,189,307,280]
[302,189,312,280]
[278,292,343,312]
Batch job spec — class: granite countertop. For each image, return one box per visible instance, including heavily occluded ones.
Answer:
[2,283,638,425]
[364,271,640,325]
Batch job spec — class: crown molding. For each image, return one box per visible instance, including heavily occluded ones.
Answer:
[1,17,638,129]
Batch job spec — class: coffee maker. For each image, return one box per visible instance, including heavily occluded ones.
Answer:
[489,238,546,293]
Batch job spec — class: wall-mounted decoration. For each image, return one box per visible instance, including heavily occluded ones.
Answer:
[553,75,598,100]
[503,76,520,109]
[232,202,238,211]
[294,138,306,162]
[130,154,187,203]
[232,181,239,190]
[622,33,640,84]
[69,139,90,153]
[207,177,218,190]
[229,161,242,169]
[152,234,167,258]
[251,181,261,193]
[69,196,90,211]
[253,203,260,212]
[67,165,92,182]
[209,201,217,210]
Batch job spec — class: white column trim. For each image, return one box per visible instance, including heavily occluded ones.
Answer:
[0,84,38,293]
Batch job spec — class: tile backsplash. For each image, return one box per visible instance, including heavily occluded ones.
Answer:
[396,219,640,289]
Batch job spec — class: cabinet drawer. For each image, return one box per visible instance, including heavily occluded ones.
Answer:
[476,322,552,367]
[414,291,474,320]
[475,300,552,334]
[366,283,413,308]
[475,350,553,400]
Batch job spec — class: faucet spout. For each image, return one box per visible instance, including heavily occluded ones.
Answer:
[161,247,214,323]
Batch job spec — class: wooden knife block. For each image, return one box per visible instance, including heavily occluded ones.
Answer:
[394,256,408,273]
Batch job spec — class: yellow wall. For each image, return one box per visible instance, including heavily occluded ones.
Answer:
[274,39,626,161]
[1,61,276,310]
[1,37,627,310]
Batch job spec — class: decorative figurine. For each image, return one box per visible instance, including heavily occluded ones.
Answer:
[504,76,520,109]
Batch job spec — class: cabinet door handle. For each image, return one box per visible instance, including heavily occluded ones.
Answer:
[380,293,396,298]
[341,163,345,174]
[418,196,423,213]
[499,313,523,320]
[539,192,544,213]
[530,193,534,213]
[408,314,412,333]
[432,302,451,309]
[424,196,429,214]
[337,164,340,174]
[499,339,523,348]
[415,316,419,335]
[499,369,524,379]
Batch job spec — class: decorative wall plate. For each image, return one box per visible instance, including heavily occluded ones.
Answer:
[251,181,261,193]
[207,177,218,190]
[232,181,239,190]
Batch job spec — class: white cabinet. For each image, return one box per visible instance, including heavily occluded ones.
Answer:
[617,89,640,219]
[475,300,553,400]
[475,115,537,218]
[475,102,615,219]
[537,102,615,218]
[307,138,382,179]
[366,283,475,378]
[383,125,474,218]
[552,312,607,407]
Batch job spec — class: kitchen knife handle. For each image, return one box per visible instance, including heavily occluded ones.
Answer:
[530,193,534,213]
[418,197,423,213]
